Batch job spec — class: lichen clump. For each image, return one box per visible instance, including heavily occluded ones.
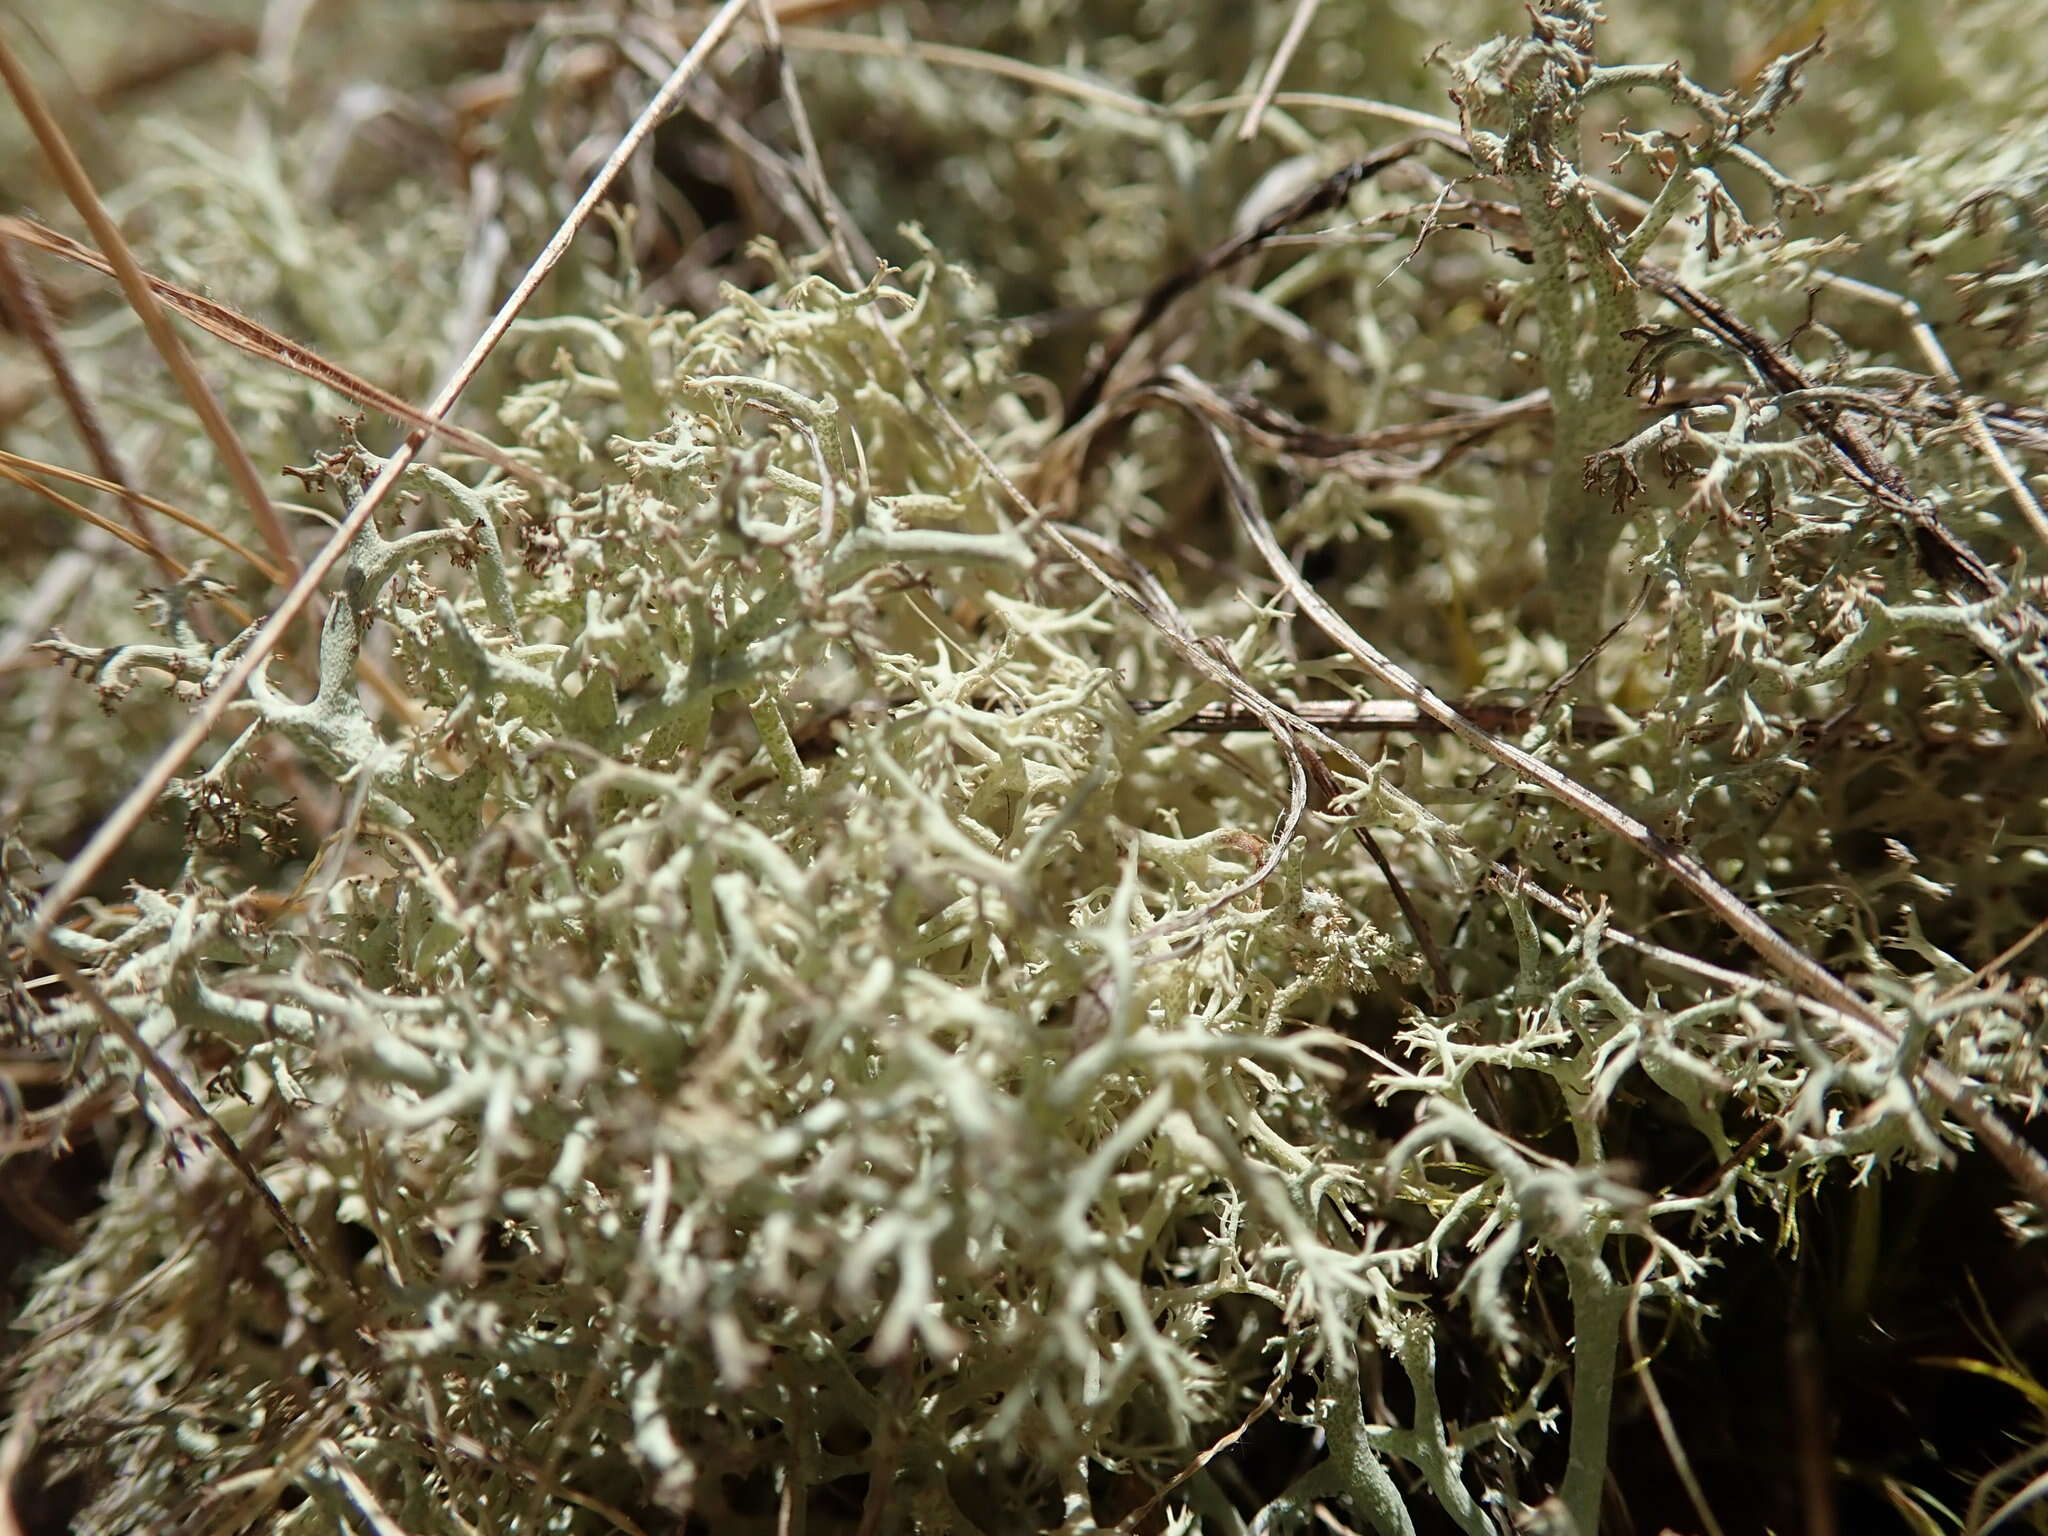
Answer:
[9,3,2048,1534]
[20,251,1444,1533]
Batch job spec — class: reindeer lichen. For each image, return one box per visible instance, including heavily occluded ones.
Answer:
[15,251,1468,1536]
[8,4,2048,1534]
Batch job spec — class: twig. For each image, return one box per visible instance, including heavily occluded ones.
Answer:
[1681,1114,1784,1199]
[1638,263,2008,599]
[1811,266,2048,550]
[1062,139,1439,428]
[749,0,880,281]
[740,19,2048,1209]
[1056,524,1319,964]
[1142,368,1553,478]
[1953,910,2048,995]
[776,25,1165,121]
[1355,819,1455,1012]
[1109,1360,1292,1535]
[1135,695,1616,739]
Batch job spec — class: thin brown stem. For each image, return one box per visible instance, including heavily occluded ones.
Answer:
[32,947,344,1299]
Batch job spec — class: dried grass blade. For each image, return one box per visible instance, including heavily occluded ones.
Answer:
[778,26,1163,120]
[0,214,559,496]
[0,459,190,578]
[1238,0,1323,142]
[0,230,173,576]
[0,447,287,584]
[0,30,291,575]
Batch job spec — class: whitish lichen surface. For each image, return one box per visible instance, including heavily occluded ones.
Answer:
[7,3,2048,1534]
